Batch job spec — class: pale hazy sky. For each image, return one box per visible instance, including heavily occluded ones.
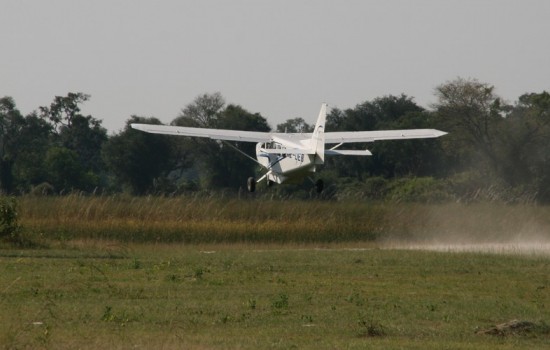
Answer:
[2,0,549,132]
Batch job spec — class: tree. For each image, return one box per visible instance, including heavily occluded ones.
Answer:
[433,78,508,174]
[102,116,174,195]
[276,118,313,133]
[171,94,271,189]
[327,95,423,133]
[39,92,91,132]
[204,105,271,188]
[172,92,225,127]
[12,113,53,192]
[0,97,25,193]
[59,114,108,174]
[170,93,226,188]
[325,95,429,180]
[431,79,550,201]
[45,147,88,192]
[373,110,446,177]
[497,91,550,200]
[39,92,107,191]
[0,97,56,193]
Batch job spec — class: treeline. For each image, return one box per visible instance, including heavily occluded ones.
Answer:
[1,78,549,203]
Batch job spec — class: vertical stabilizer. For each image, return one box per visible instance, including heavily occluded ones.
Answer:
[312,103,327,165]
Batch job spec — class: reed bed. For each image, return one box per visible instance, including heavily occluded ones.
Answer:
[18,195,385,243]
[16,194,550,244]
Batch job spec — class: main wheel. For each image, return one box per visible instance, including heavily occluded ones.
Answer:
[247,177,256,192]
[315,179,324,193]
[267,179,274,187]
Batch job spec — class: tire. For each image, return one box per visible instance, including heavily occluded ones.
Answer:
[315,179,324,193]
[247,177,256,192]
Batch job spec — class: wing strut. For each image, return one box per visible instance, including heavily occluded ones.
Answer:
[221,141,265,167]
[222,141,273,185]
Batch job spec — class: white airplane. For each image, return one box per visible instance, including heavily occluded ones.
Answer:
[131,104,446,192]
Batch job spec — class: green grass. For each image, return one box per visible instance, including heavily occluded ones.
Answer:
[2,196,550,348]
[1,245,549,349]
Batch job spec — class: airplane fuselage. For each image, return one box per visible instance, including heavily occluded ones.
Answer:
[256,142,317,184]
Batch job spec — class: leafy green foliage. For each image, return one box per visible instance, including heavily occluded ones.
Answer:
[40,93,107,192]
[2,84,550,202]
[201,104,270,188]
[173,92,225,127]
[45,147,96,192]
[276,117,313,133]
[38,92,91,131]
[433,79,550,202]
[433,78,507,175]
[324,95,443,181]
[0,196,19,242]
[0,97,27,193]
[171,94,270,190]
[386,177,450,203]
[11,114,52,192]
[102,116,174,195]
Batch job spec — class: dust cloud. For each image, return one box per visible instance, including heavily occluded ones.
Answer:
[379,203,550,255]
[384,241,550,255]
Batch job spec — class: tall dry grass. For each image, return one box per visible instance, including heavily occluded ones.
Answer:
[16,194,550,244]
[18,194,385,243]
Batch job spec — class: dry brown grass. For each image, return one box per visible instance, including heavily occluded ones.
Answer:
[14,195,550,246]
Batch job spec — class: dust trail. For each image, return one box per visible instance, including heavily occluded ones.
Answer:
[378,203,550,256]
[383,241,550,255]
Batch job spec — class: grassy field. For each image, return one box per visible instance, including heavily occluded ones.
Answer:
[1,245,549,349]
[1,196,550,348]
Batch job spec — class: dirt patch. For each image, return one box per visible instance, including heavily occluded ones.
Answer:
[476,319,549,336]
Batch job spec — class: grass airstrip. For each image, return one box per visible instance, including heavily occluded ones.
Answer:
[1,196,549,349]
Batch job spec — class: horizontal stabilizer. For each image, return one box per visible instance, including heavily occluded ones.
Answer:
[325,149,372,156]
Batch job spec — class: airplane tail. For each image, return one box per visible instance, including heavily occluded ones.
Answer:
[312,103,327,165]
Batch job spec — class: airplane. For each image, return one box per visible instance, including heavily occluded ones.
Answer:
[131,104,446,193]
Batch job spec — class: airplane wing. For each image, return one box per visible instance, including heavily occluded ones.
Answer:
[131,124,446,146]
[131,124,273,143]
[324,129,447,144]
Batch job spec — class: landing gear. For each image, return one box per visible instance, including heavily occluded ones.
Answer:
[247,177,256,192]
[315,179,324,193]
[267,179,274,188]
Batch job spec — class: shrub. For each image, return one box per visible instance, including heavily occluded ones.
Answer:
[30,182,55,196]
[0,196,20,242]
[387,177,450,203]
[362,176,390,200]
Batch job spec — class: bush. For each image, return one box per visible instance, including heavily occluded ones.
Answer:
[387,177,450,203]
[446,172,537,204]
[30,182,55,196]
[362,176,390,200]
[0,196,20,242]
